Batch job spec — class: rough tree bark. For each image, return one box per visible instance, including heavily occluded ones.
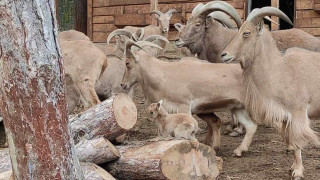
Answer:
[74,0,87,34]
[0,1,84,179]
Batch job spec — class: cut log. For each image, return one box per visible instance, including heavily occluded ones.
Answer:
[70,93,137,143]
[106,139,221,180]
[76,137,120,164]
[81,162,116,180]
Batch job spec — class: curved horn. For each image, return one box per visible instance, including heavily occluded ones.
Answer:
[136,41,163,50]
[197,1,242,28]
[166,9,178,16]
[264,16,279,25]
[247,7,293,25]
[143,35,169,43]
[138,28,145,40]
[107,29,133,44]
[125,39,145,53]
[150,10,163,17]
[192,3,205,15]
[209,11,236,28]
[174,23,183,32]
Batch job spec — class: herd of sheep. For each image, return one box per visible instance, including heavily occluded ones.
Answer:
[58,1,320,179]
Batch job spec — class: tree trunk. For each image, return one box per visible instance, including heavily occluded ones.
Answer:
[106,139,221,180]
[76,137,120,164]
[74,0,87,34]
[0,1,84,179]
[70,94,137,143]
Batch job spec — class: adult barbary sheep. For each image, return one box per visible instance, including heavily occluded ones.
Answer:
[177,1,320,63]
[121,40,258,155]
[221,7,320,179]
[60,40,107,109]
[148,100,198,139]
[58,30,90,42]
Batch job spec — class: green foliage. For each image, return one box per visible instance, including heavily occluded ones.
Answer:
[58,0,74,31]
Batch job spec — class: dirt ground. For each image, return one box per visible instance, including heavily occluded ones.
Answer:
[125,43,320,180]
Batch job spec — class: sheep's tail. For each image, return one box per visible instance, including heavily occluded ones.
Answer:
[283,117,319,149]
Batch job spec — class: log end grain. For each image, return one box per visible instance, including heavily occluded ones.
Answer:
[161,141,220,180]
[113,93,137,130]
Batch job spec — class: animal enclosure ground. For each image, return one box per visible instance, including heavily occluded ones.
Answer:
[125,43,320,180]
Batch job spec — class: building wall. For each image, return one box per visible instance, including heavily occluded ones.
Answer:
[88,0,246,43]
[87,0,320,43]
[295,0,320,36]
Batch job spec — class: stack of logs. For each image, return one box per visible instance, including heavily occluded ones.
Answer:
[0,93,222,180]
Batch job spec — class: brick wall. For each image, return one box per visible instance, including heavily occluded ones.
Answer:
[88,0,246,43]
[295,0,320,36]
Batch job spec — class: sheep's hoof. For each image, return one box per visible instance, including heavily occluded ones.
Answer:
[228,131,241,137]
[233,148,242,157]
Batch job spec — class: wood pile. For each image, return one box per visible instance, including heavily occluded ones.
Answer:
[0,93,222,179]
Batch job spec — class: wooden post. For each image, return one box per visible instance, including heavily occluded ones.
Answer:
[87,0,93,40]
[271,0,279,30]
[150,0,158,26]
[0,1,84,179]
[74,0,87,34]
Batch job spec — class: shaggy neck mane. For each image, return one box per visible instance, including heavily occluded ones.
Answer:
[242,27,290,127]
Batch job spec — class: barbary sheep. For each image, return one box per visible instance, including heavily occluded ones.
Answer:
[121,40,258,155]
[221,7,320,179]
[148,100,198,139]
[60,40,107,110]
[58,30,90,42]
[177,1,320,63]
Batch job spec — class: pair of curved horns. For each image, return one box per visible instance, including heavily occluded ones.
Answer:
[195,1,242,28]
[107,29,134,44]
[209,11,237,28]
[150,9,178,17]
[126,40,163,52]
[143,35,169,43]
[247,7,293,25]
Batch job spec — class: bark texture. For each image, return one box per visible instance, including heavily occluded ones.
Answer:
[76,137,120,164]
[70,94,137,143]
[106,139,220,180]
[0,1,83,179]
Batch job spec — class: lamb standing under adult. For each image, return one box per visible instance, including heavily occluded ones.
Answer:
[121,40,257,155]
[148,100,198,139]
[221,7,320,179]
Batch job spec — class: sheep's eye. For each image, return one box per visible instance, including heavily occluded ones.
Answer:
[195,23,201,27]
[126,62,130,67]
[243,30,251,37]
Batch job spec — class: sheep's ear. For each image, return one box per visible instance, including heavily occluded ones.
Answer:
[257,20,264,35]
[205,16,212,29]
[157,102,161,109]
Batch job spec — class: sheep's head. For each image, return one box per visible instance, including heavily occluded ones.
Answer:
[150,9,178,33]
[121,40,162,90]
[148,100,163,118]
[175,1,241,54]
[221,7,293,69]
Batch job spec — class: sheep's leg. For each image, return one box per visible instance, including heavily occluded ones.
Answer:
[77,81,101,108]
[198,113,221,150]
[232,109,257,157]
[291,148,304,179]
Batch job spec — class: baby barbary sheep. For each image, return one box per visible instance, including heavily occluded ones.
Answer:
[148,100,198,139]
